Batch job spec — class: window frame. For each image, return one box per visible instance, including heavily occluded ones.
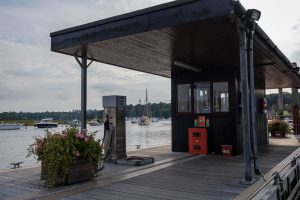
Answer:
[176,81,230,115]
[194,81,211,114]
[212,81,230,113]
[176,83,192,114]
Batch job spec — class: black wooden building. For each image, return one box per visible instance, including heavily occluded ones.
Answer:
[50,0,300,156]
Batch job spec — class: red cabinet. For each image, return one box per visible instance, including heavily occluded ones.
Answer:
[188,128,207,155]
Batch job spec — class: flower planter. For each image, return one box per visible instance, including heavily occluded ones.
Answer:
[271,130,285,137]
[274,131,282,137]
[41,158,96,185]
[268,119,289,138]
[28,128,102,187]
[65,158,96,185]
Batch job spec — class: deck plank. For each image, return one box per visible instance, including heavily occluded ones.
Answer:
[0,136,299,200]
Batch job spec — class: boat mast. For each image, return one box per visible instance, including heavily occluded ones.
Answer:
[146,89,148,117]
[139,99,142,117]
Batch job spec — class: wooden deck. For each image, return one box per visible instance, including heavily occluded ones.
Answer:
[0,136,299,200]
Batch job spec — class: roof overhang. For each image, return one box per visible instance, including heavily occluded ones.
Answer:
[50,0,300,89]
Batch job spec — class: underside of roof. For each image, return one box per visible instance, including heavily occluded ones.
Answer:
[50,0,300,89]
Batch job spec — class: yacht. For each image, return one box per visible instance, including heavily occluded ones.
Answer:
[138,89,152,126]
[0,123,22,130]
[69,119,81,128]
[138,116,151,126]
[151,118,159,123]
[88,118,103,126]
[34,118,58,128]
[130,118,138,124]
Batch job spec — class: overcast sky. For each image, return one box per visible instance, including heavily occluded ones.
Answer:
[0,0,299,112]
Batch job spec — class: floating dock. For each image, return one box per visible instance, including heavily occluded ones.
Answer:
[0,136,299,200]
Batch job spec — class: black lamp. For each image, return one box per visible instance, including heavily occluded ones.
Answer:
[245,9,261,21]
[244,9,261,30]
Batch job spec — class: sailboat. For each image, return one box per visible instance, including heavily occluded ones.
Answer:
[138,89,151,126]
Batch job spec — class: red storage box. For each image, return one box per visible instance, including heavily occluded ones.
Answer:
[188,128,207,155]
[221,145,232,157]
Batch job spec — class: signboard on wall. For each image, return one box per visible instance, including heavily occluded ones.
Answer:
[198,116,205,127]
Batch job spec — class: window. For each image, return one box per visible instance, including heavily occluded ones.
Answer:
[213,82,229,112]
[194,82,210,113]
[177,84,191,112]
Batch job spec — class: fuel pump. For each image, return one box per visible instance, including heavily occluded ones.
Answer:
[102,95,127,162]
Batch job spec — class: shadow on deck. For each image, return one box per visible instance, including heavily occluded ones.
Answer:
[0,135,299,200]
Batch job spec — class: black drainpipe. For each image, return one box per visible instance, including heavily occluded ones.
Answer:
[237,26,253,182]
[246,20,261,176]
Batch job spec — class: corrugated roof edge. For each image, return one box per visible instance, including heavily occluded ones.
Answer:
[50,0,199,37]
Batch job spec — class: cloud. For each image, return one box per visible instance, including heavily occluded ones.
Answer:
[291,48,300,65]
[0,0,172,112]
[292,24,300,30]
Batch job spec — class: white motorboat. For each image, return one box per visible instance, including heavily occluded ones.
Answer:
[151,118,159,123]
[0,123,22,130]
[34,118,58,128]
[88,119,103,126]
[69,119,81,127]
[131,119,138,124]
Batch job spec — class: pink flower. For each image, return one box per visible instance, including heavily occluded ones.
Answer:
[75,150,80,157]
[76,133,86,140]
[81,129,87,135]
[76,133,81,139]
[61,134,67,140]
[84,137,89,142]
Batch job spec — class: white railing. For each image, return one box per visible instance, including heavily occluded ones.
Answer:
[251,154,300,199]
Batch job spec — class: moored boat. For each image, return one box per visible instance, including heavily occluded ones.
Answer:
[138,89,152,126]
[0,123,22,130]
[88,119,103,126]
[138,116,151,126]
[151,118,159,123]
[34,118,58,128]
[131,118,138,124]
[69,119,80,127]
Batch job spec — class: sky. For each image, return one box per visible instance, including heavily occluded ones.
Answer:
[0,0,299,112]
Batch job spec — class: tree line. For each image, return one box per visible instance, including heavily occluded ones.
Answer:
[1,92,297,122]
[0,102,171,122]
[266,92,300,114]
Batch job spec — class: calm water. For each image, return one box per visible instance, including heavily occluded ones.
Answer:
[0,120,171,170]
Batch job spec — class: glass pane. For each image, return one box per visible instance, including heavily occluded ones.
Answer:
[177,84,191,112]
[213,82,229,112]
[194,82,210,113]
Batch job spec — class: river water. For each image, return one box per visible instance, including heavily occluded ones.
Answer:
[0,120,171,170]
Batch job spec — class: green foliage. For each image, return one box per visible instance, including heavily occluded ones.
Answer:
[27,128,102,187]
[126,102,171,119]
[266,92,300,114]
[268,119,290,137]
[0,119,35,126]
[0,102,172,122]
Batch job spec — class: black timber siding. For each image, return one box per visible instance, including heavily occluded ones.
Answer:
[171,66,268,155]
[255,78,268,146]
[171,67,238,155]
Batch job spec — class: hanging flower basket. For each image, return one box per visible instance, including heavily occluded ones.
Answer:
[27,128,103,187]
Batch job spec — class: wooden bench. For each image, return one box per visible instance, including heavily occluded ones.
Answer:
[10,162,23,169]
